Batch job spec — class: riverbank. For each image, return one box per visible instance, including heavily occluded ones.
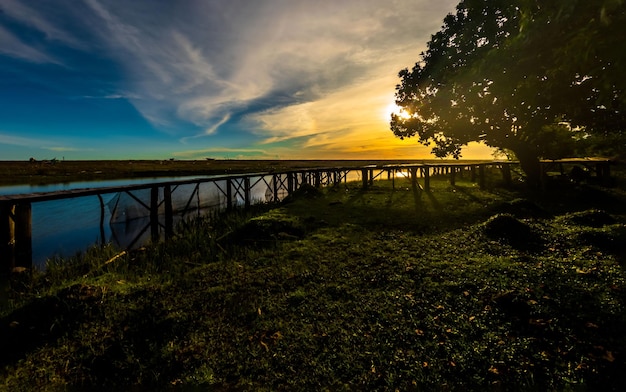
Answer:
[2,174,626,389]
[0,159,490,186]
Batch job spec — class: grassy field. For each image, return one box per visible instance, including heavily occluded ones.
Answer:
[1,170,626,390]
[0,159,483,186]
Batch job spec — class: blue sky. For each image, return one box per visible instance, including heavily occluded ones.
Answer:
[0,0,491,161]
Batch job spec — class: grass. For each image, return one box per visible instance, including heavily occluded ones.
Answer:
[1,170,626,390]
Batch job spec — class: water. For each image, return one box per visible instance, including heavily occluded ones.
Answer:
[1,175,223,269]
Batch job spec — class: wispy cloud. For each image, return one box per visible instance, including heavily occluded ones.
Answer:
[0,132,47,147]
[174,147,270,160]
[1,0,87,49]
[0,25,59,64]
[46,146,83,152]
[0,131,83,153]
[0,0,463,159]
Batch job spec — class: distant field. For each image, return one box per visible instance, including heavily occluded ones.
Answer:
[0,159,490,186]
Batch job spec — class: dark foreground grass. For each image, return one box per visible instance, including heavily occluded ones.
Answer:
[2,173,626,390]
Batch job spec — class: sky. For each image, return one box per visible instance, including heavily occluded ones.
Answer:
[0,0,493,161]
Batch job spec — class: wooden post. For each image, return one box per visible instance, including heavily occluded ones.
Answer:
[362,169,368,189]
[596,161,610,182]
[244,177,251,209]
[450,167,456,186]
[164,185,173,239]
[14,203,32,268]
[0,202,15,274]
[287,173,294,194]
[272,175,279,202]
[423,166,430,191]
[196,183,201,217]
[410,167,418,190]
[314,171,321,188]
[470,165,477,182]
[97,194,106,245]
[369,169,374,186]
[150,186,159,242]
[501,164,512,186]
[226,179,233,211]
[479,165,486,189]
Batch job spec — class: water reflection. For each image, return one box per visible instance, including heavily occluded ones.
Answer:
[18,175,291,269]
[4,169,406,268]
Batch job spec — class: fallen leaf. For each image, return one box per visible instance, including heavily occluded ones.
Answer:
[603,351,615,362]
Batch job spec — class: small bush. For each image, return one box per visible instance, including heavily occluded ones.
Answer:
[221,213,305,247]
[483,214,539,249]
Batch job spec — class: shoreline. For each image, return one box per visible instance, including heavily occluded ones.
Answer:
[0,159,491,186]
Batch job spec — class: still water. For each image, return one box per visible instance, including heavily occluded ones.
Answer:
[1,176,223,269]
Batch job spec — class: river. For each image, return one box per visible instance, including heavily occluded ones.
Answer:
[0,176,226,269]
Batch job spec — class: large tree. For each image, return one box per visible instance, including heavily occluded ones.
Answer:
[391,0,626,185]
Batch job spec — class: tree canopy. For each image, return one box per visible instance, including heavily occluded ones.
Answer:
[391,0,626,184]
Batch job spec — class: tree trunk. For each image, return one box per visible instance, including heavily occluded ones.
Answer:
[512,145,542,188]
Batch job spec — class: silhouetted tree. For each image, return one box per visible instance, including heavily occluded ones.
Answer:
[391,0,626,185]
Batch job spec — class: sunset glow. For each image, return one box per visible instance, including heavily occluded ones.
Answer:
[0,0,485,161]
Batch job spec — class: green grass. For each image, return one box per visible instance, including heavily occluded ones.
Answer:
[2,172,626,390]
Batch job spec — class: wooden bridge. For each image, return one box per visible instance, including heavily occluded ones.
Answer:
[2,159,606,274]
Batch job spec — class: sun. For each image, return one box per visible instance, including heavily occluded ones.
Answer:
[383,101,411,122]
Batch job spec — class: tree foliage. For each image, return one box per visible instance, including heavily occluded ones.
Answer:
[392,0,626,183]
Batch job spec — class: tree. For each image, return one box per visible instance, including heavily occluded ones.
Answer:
[391,0,626,185]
